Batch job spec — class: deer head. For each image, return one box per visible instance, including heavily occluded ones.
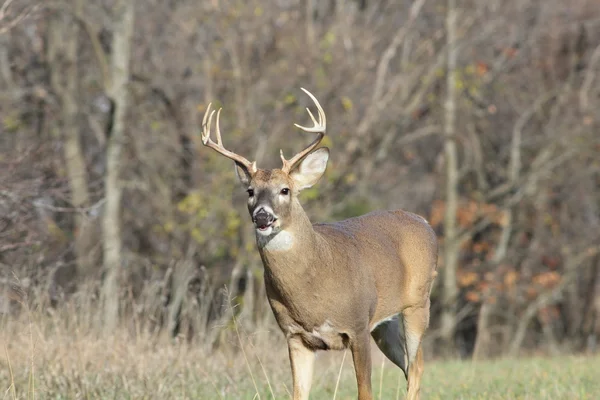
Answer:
[201,88,329,238]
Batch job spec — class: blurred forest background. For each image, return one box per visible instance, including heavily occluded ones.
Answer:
[1,0,600,361]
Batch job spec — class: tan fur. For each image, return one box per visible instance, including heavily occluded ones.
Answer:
[201,90,437,400]
[248,170,437,400]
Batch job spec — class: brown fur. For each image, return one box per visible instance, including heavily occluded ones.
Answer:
[245,168,437,400]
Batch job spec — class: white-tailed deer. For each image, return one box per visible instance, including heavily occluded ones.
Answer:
[201,89,438,400]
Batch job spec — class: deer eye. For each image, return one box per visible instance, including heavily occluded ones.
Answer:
[280,188,290,195]
[247,188,254,197]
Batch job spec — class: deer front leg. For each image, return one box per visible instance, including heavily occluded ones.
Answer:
[288,336,316,400]
[351,332,373,400]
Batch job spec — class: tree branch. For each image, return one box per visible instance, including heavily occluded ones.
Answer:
[508,245,600,356]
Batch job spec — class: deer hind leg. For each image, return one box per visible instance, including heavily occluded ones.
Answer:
[402,305,429,400]
[370,314,409,379]
[287,336,316,400]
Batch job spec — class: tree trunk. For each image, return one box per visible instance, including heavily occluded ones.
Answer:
[48,1,95,279]
[227,38,247,128]
[0,33,13,90]
[306,0,316,52]
[101,0,136,332]
[166,259,196,338]
[440,0,459,352]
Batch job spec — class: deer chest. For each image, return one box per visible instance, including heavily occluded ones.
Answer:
[266,285,354,351]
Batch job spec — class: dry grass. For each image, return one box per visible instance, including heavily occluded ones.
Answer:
[2,305,600,399]
[1,301,295,399]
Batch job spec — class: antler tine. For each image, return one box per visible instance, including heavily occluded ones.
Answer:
[201,103,257,174]
[214,108,223,146]
[281,88,327,173]
[293,88,326,132]
[201,103,213,145]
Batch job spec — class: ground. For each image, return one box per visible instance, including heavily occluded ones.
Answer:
[2,327,599,400]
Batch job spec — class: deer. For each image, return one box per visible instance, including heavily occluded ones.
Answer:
[200,88,438,400]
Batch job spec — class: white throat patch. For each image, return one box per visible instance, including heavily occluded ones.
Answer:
[257,230,294,252]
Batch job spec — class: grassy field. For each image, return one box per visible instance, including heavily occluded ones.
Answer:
[2,316,599,399]
[2,337,599,399]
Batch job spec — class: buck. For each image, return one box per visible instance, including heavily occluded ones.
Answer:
[201,89,438,400]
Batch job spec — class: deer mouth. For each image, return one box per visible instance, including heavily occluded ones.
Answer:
[256,219,277,231]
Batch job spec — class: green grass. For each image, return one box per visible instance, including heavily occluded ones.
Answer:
[285,354,600,400]
[416,356,599,400]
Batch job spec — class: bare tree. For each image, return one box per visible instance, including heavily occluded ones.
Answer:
[101,0,136,331]
[47,0,95,279]
[439,0,460,351]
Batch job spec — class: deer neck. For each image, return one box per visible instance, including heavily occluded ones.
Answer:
[256,199,322,273]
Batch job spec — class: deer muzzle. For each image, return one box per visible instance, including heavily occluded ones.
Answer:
[253,208,276,231]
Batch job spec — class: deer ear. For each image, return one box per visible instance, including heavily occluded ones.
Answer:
[235,162,252,186]
[290,148,329,191]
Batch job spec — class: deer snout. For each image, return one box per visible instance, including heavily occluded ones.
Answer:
[253,207,276,230]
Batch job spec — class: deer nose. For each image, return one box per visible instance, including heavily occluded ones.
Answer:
[253,208,275,227]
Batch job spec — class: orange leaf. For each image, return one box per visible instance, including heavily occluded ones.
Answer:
[465,291,481,303]
[532,271,561,288]
[476,61,489,76]
[458,271,479,287]
[429,200,445,228]
[504,270,519,288]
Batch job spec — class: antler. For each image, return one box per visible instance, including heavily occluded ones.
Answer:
[201,103,257,174]
[280,88,327,174]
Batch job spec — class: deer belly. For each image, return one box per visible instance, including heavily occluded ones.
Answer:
[287,320,349,351]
